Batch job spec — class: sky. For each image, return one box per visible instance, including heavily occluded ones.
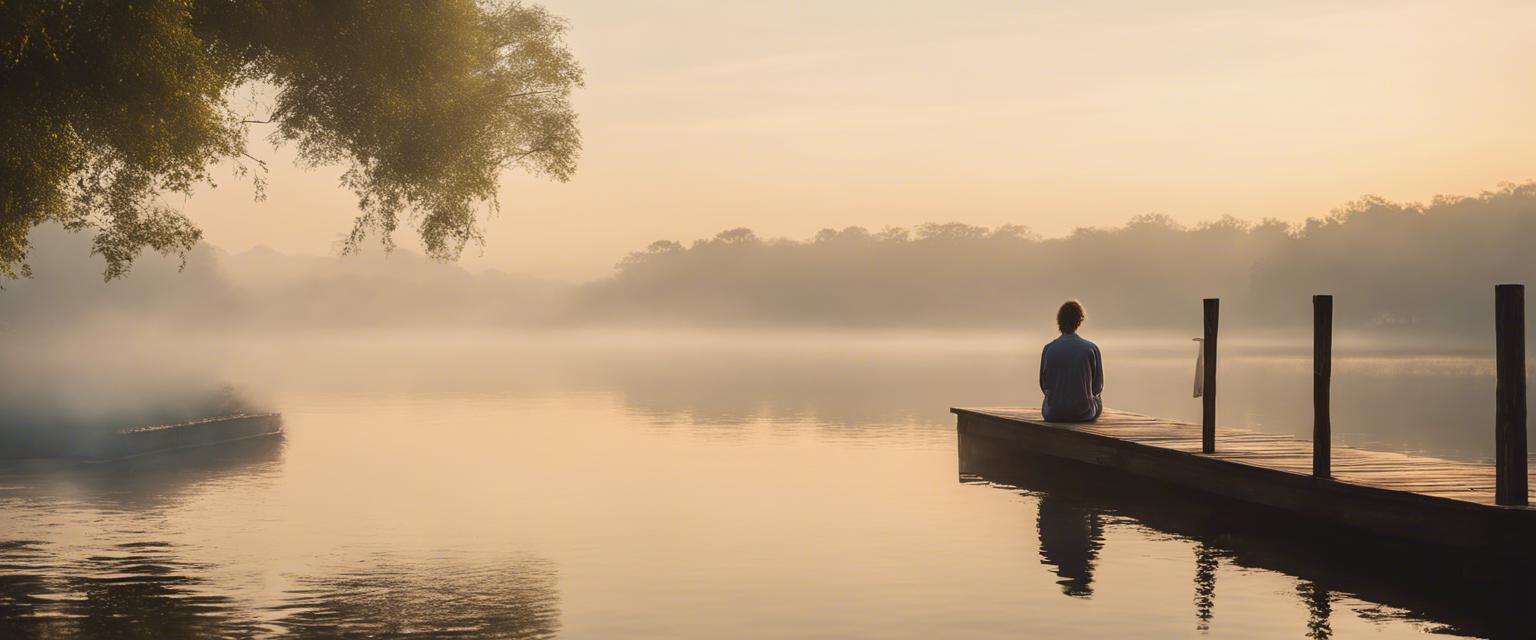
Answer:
[181,0,1536,281]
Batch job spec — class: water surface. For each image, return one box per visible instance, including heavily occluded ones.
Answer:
[0,334,1524,638]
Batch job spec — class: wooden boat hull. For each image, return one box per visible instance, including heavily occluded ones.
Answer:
[79,413,284,460]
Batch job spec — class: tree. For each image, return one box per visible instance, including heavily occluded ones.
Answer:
[1,0,582,279]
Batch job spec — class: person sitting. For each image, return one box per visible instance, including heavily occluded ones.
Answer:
[1040,300,1104,422]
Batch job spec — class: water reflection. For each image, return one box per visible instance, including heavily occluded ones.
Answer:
[0,443,281,638]
[0,539,250,638]
[959,439,1536,638]
[1035,495,1103,598]
[1,338,1527,639]
[0,542,561,639]
[0,541,53,625]
[230,334,1517,460]
[1298,580,1334,640]
[271,556,560,639]
[1193,543,1219,632]
[603,347,1030,431]
[0,440,562,639]
[0,435,285,509]
[584,344,1510,460]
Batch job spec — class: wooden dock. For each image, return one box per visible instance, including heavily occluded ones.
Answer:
[954,407,1536,561]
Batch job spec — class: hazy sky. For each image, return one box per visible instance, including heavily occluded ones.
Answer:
[182,0,1536,280]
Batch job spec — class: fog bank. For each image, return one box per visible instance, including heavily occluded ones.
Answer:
[6,183,1536,453]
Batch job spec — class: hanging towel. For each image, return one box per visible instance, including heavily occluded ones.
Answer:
[1192,338,1205,398]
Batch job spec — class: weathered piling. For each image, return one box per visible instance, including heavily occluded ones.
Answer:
[1495,284,1527,506]
[1202,298,1219,453]
[1313,295,1332,478]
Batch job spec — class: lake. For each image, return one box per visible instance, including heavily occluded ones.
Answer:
[0,332,1525,638]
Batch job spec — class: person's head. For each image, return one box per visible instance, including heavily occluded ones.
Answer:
[1056,300,1085,334]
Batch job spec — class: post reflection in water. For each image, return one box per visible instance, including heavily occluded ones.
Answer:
[959,434,1536,639]
[1193,543,1218,632]
[6,341,1536,639]
[1297,580,1334,640]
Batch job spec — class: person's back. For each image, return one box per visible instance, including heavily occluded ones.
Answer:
[1040,300,1103,422]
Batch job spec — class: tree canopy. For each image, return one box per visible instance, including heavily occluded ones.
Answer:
[586,183,1536,333]
[9,183,1536,336]
[1,0,582,279]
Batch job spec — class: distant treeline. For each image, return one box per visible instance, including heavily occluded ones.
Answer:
[578,183,1536,334]
[6,183,1536,336]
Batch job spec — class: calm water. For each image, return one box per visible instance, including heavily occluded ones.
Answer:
[0,333,1527,638]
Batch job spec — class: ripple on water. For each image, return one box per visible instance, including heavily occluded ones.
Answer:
[267,556,561,639]
[0,537,561,640]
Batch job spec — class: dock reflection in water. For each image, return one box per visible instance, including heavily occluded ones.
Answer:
[960,442,1536,639]
[0,342,1529,639]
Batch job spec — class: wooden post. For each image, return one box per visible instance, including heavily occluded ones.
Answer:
[1495,284,1527,506]
[1202,298,1219,454]
[1313,295,1332,478]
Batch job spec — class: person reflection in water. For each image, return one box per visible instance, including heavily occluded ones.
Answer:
[1036,494,1104,597]
[1039,300,1104,422]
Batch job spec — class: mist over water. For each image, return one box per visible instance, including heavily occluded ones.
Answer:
[6,196,1528,455]
[0,332,1517,638]
[8,0,1536,634]
[3,202,1532,637]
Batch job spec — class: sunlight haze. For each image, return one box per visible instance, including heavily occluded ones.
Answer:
[184,0,1536,280]
[10,3,1536,636]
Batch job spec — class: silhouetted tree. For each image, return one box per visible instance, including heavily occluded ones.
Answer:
[1,0,582,279]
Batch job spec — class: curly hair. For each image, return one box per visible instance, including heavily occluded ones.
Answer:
[1057,300,1086,333]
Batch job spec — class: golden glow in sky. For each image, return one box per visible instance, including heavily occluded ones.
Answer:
[184,0,1536,280]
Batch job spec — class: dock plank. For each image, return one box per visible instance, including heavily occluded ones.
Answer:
[954,406,1536,557]
[960,406,1531,505]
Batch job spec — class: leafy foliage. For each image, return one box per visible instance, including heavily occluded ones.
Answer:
[10,183,1536,335]
[589,183,1536,332]
[0,0,581,279]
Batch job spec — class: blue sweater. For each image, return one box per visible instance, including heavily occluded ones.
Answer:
[1039,333,1104,422]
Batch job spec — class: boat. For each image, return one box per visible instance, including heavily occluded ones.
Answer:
[77,413,284,460]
